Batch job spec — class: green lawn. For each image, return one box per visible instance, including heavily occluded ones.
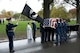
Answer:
[68,20,76,25]
[0,20,40,40]
[0,20,76,40]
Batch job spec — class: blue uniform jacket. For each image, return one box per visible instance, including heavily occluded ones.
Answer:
[6,23,17,37]
[32,22,36,30]
[56,22,62,33]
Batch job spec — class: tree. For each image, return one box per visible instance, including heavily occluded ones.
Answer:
[13,13,30,20]
[64,0,80,37]
[6,11,14,17]
[38,0,54,19]
[1,10,6,16]
[13,13,20,19]
[50,6,69,18]
[64,0,76,7]
[69,8,76,18]
[50,7,58,18]
[38,9,43,18]
[43,0,50,18]
[1,10,14,18]
[64,0,80,23]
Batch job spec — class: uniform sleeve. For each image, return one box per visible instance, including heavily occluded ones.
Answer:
[11,24,18,28]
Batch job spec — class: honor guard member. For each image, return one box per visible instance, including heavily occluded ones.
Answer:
[32,21,37,41]
[6,18,18,53]
[40,23,45,43]
[44,27,51,42]
[62,19,68,41]
[55,19,62,45]
[60,19,64,43]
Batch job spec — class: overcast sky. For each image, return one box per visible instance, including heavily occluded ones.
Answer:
[0,0,42,13]
[0,0,75,13]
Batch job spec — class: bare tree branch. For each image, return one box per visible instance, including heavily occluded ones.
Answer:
[64,0,76,7]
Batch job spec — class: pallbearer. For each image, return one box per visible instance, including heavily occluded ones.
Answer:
[62,19,68,41]
[55,19,63,45]
[40,23,45,43]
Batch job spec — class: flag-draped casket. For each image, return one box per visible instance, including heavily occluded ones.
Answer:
[43,18,60,28]
[43,18,80,31]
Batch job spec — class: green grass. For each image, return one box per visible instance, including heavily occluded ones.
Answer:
[0,20,40,40]
[0,20,76,40]
[68,20,76,25]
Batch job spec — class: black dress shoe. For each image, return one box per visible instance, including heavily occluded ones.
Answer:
[10,50,15,53]
[52,40,54,41]
[54,42,58,46]
[41,41,44,43]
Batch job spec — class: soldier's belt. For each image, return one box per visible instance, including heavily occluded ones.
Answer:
[8,30,13,32]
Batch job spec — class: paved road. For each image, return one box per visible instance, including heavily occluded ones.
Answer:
[0,31,80,53]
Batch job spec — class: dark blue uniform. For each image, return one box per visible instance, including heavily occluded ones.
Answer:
[56,22,61,44]
[62,21,68,41]
[55,19,63,45]
[51,28,54,41]
[32,22,36,41]
[6,23,17,52]
[44,27,51,42]
[40,23,45,43]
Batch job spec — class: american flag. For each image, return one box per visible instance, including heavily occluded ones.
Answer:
[50,18,57,29]
[43,18,60,28]
[43,18,50,27]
